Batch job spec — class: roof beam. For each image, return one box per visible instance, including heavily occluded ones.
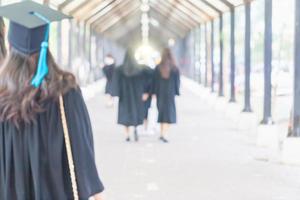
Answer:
[58,0,73,10]
[172,0,205,23]
[179,0,212,20]
[73,0,105,19]
[87,0,128,24]
[149,9,188,37]
[80,0,115,22]
[188,0,219,17]
[199,0,222,14]
[153,1,197,28]
[89,0,132,26]
[219,0,234,8]
[103,13,141,40]
[149,5,191,31]
[69,0,95,16]
[96,3,140,32]
[160,0,200,26]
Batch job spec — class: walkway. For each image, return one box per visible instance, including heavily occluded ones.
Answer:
[86,81,300,200]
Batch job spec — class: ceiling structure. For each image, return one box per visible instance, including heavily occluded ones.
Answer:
[4,0,250,47]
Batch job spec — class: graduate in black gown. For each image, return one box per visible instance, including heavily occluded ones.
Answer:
[153,48,180,143]
[0,2,104,200]
[102,54,115,107]
[0,17,6,64]
[112,48,151,142]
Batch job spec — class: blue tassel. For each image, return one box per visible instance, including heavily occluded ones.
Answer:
[30,12,51,88]
[31,41,49,88]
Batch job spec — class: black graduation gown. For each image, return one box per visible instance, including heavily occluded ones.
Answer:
[102,64,115,95]
[153,66,180,124]
[0,89,104,200]
[112,67,149,126]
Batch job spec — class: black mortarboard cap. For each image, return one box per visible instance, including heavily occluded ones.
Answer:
[0,0,71,55]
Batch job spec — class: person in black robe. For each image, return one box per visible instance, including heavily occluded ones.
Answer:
[0,2,104,200]
[153,48,180,143]
[102,54,115,107]
[112,48,151,142]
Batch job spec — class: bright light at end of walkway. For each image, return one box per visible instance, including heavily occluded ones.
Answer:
[135,44,160,67]
[168,38,175,47]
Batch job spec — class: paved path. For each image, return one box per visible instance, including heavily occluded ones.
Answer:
[87,83,300,200]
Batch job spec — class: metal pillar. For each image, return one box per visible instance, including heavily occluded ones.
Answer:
[205,23,208,87]
[197,25,202,84]
[76,22,80,58]
[292,0,300,136]
[198,25,202,84]
[88,28,92,69]
[68,19,73,68]
[57,22,62,65]
[229,8,236,102]
[95,35,99,66]
[219,14,224,96]
[211,20,215,92]
[83,23,87,59]
[243,2,252,112]
[262,0,273,124]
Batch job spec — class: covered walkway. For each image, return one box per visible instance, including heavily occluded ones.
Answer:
[1,0,299,199]
[86,80,300,200]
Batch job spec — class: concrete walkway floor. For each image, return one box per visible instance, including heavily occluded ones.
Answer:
[87,83,300,200]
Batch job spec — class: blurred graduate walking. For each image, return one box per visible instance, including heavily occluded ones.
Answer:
[153,48,180,143]
[112,48,152,142]
[102,54,116,107]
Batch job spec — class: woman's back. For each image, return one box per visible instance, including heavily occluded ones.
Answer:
[0,88,104,200]
[0,2,104,198]
[114,67,146,126]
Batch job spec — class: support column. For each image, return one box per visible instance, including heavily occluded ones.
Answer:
[229,7,236,102]
[88,27,92,69]
[292,0,300,136]
[219,14,224,96]
[204,23,208,87]
[83,23,87,59]
[57,22,62,65]
[199,25,202,84]
[68,19,73,68]
[243,2,252,112]
[76,22,80,58]
[262,0,273,124]
[95,35,99,66]
[211,20,215,92]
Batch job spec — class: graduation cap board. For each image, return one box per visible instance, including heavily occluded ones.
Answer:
[0,1,72,88]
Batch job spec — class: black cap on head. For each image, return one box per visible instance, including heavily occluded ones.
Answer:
[0,0,71,55]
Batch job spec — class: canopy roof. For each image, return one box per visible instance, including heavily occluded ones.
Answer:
[2,0,252,47]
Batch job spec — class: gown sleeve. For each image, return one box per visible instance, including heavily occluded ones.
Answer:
[111,68,121,97]
[102,66,109,79]
[63,89,104,199]
[174,69,180,96]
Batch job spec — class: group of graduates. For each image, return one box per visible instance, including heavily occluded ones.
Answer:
[103,48,180,143]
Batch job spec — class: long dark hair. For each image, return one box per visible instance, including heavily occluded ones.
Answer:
[121,48,142,77]
[0,17,7,63]
[0,48,77,126]
[159,48,177,79]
